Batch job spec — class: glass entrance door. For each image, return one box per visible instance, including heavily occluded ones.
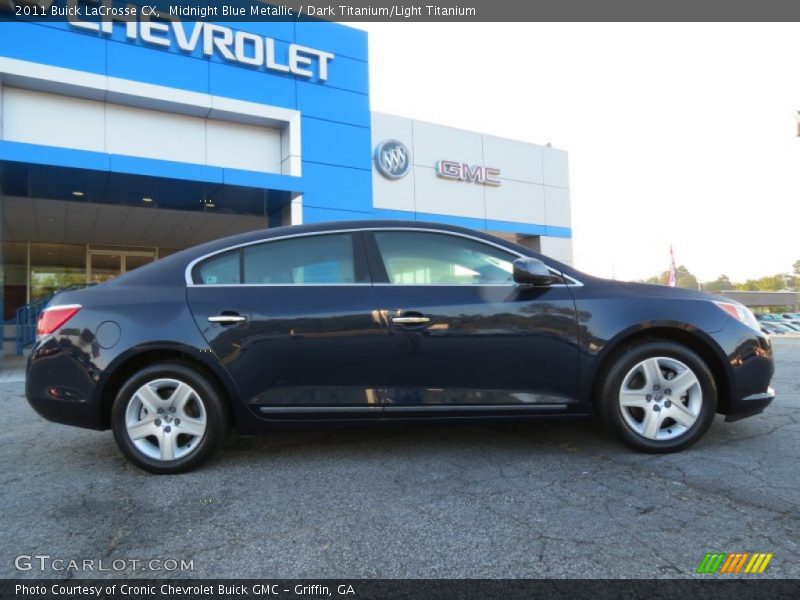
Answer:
[87,248,156,284]
[88,252,122,284]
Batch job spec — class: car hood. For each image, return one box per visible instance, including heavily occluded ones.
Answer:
[616,281,726,303]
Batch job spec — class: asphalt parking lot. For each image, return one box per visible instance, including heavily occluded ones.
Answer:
[1,338,798,579]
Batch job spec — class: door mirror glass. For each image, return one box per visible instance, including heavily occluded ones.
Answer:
[513,257,562,286]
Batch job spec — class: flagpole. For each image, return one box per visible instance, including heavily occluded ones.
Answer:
[668,245,677,287]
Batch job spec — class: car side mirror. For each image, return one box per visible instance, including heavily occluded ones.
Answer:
[513,257,562,286]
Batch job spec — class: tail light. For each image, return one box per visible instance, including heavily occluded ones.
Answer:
[37,304,81,338]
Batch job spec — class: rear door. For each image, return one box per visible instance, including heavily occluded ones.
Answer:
[364,229,581,412]
[186,231,384,416]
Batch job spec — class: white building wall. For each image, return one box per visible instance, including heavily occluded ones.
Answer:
[544,186,572,230]
[4,88,105,152]
[371,112,574,264]
[485,180,546,225]
[2,87,283,173]
[540,237,574,265]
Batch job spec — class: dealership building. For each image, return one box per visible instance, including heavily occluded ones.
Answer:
[0,15,572,355]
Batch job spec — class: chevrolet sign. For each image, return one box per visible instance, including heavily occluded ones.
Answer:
[68,4,334,81]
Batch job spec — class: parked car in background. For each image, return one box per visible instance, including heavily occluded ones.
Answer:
[779,313,800,326]
[757,314,781,322]
[761,322,787,336]
[757,313,800,326]
[762,322,800,335]
[25,221,777,473]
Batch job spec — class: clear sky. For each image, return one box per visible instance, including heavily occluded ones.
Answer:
[349,23,800,282]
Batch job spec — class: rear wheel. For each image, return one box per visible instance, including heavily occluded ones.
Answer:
[597,341,717,452]
[111,363,229,474]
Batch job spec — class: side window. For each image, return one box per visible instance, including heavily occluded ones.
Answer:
[373,231,515,285]
[243,234,355,284]
[193,234,357,285]
[195,250,241,285]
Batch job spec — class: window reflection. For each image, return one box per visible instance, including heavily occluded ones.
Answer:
[30,243,87,302]
[373,232,515,285]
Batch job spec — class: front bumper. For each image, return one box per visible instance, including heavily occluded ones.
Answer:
[725,387,776,422]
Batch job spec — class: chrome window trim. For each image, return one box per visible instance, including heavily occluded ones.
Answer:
[185,229,362,286]
[259,403,568,415]
[187,283,373,287]
[381,403,568,413]
[259,406,382,414]
[184,227,583,288]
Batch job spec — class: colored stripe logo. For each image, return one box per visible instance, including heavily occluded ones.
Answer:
[697,552,773,574]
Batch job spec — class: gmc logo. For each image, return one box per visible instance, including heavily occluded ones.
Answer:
[436,160,501,186]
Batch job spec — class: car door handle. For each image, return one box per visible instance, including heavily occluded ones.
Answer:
[208,315,247,324]
[391,316,430,324]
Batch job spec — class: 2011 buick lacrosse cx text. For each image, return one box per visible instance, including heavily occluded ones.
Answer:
[25,221,775,473]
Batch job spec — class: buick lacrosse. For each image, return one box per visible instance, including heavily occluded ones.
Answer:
[26,221,775,473]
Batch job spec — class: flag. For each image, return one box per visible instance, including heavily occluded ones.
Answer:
[667,246,677,287]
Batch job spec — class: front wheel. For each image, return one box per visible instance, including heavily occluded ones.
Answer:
[597,341,717,453]
[111,363,229,474]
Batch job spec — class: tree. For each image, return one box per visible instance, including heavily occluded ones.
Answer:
[756,274,787,291]
[643,265,699,289]
[735,279,760,291]
[702,274,734,292]
[645,266,798,291]
[734,273,796,291]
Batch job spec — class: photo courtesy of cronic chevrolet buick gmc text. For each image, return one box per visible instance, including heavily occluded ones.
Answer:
[25,221,775,473]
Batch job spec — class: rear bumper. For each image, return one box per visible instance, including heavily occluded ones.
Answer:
[25,340,106,431]
[725,387,776,422]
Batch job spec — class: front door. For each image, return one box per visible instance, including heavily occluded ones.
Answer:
[186,231,384,416]
[363,230,581,411]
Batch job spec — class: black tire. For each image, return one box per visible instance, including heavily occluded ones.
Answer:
[111,362,229,474]
[596,340,717,453]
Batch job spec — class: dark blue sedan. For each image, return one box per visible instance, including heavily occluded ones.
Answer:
[26,221,775,473]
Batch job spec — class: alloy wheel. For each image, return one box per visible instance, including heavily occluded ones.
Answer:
[618,356,702,441]
[124,378,207,461]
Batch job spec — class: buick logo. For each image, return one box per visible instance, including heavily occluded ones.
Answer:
[374,140,411,180]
